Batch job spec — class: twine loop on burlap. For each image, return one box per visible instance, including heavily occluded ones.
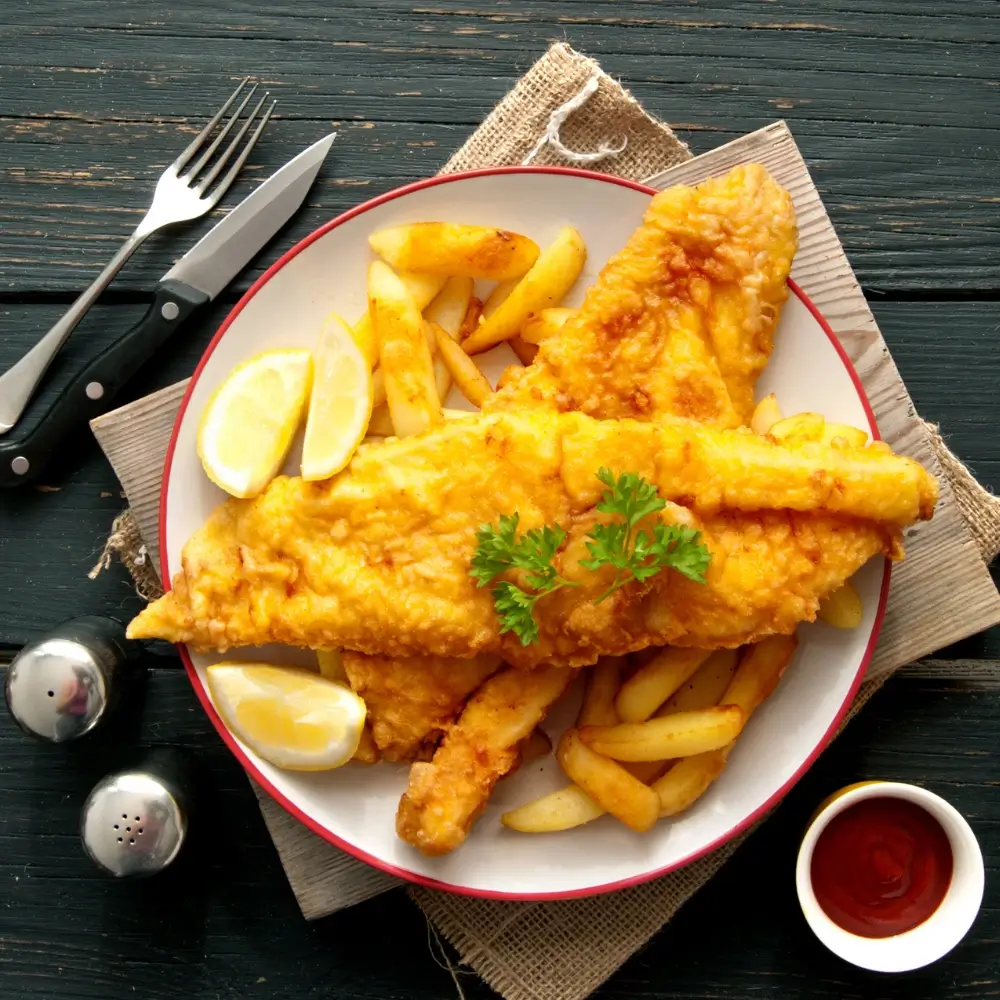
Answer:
[522,74,627,166]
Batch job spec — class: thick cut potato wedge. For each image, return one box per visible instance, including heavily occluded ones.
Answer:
[750,393,783,436]
[616,648,711,723]
[658,648,739,716]
[520,307,575,345]
[425,276,474,338]
[353,272,446,369]
[579,706,744,761]
[767,412,825,445]
[369,223,539,280]
[463,227,587,354]
[556,730,659,833]
[367,261,442,437]
[577,656,623,727]
[817,581,864,628]
[723,635,798,718]
[821,422,869,449]
[652,750,728,817]
[501,783,605,833]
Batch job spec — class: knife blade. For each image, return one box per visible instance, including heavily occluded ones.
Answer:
[0,133,336,487]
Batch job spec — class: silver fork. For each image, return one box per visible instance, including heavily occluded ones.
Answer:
[0,78,276,434]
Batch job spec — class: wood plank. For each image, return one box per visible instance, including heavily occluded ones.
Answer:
[0,665,995,999]
[1,2,998,293]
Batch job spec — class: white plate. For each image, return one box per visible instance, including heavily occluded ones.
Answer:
[161,167,889,900]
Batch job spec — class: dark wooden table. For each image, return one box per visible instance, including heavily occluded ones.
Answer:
[2,4,998,999]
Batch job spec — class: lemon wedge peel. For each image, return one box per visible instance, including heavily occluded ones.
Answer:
[197,349,313,499]
[206,663,368,772]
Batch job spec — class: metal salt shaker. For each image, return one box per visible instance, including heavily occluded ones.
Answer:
[4,615,140,742]
[81,749,194,878]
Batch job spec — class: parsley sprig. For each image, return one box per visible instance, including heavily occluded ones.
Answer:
[582,468,711,603]
[470,470,711,645]
[469,513,579,645]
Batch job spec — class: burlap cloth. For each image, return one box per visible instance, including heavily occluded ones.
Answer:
[90,43,1000,1000]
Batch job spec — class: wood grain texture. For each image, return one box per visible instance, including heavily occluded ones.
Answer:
[0,665,996,1000]
[1,1,998,293]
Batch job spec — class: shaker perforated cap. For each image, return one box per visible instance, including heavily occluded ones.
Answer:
[81,757,191,878]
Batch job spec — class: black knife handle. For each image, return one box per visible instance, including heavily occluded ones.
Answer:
[0,280,209,488]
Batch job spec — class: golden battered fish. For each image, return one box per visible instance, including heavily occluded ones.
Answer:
[357,163,798,760]
[128,410,937,665]
[488,163,798,426]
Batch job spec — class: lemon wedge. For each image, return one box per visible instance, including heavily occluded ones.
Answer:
[198,349,312,498]
[206,663,367,771]
[301,313,373,481]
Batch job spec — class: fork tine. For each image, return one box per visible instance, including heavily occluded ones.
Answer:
[197,95,275,204]
[171,77,252,175]
[182,82,258,182]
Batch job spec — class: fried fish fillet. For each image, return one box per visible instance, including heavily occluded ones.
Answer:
[128,410,937,665]
[395,664,572,856]
[357,163,798,760]
[488,163,798,426]
[341,651,501,761]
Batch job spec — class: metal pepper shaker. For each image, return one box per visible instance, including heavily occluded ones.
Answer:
[81,749,193,878]
[4,615,141,741]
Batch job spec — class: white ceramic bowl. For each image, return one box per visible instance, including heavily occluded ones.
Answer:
[796,781,984,972]
[162,167,891,899]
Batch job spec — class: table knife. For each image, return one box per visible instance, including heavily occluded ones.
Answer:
[0,132,335,488]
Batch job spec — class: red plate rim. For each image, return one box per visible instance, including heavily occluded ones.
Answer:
[159,164,891,901]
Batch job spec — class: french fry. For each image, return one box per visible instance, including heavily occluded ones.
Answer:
[767,412,825,445]
[369,223,539,280]
[658,648,739,716]
[556,729,659,833]
[723,635,799,719]
[652,749,728,817]
[460,298,484,342]
[519,728,553,762]
[482,277,519,317]
[425,276,474,338]
[353,273,446,369]
[509,337,538,365]
[651,637,799,817]
[615,648,711,723]
[501,783,605,833]
[352,725,380,764]
[577,657,623,727]
[521,307,575,345]
[622,760,672,784]
[366,404,395,438]
[371,366,386,407]
[750,393,783,436]
[463,227,587,354]
[579,706,744,762]
[316,648,348,684]
[367,261,442,437]
[817,581,864,629]
[821,423,869,449]
[431,321,494,407]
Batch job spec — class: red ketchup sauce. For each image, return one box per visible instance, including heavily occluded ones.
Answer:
[810,796,953,938]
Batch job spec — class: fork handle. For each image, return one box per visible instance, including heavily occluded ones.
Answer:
[0,228,150,435]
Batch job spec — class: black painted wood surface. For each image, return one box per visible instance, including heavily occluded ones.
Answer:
[1,2,998,998]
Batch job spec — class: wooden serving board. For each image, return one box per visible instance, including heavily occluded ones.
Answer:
[91,121,1000,918]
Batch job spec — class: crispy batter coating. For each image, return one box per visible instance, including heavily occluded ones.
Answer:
[489,163,797,426]
[395,665,572,856]
[128,410,936,665]
[341,651,501,761]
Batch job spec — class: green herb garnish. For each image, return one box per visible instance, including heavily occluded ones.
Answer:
[470,472,711,645]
